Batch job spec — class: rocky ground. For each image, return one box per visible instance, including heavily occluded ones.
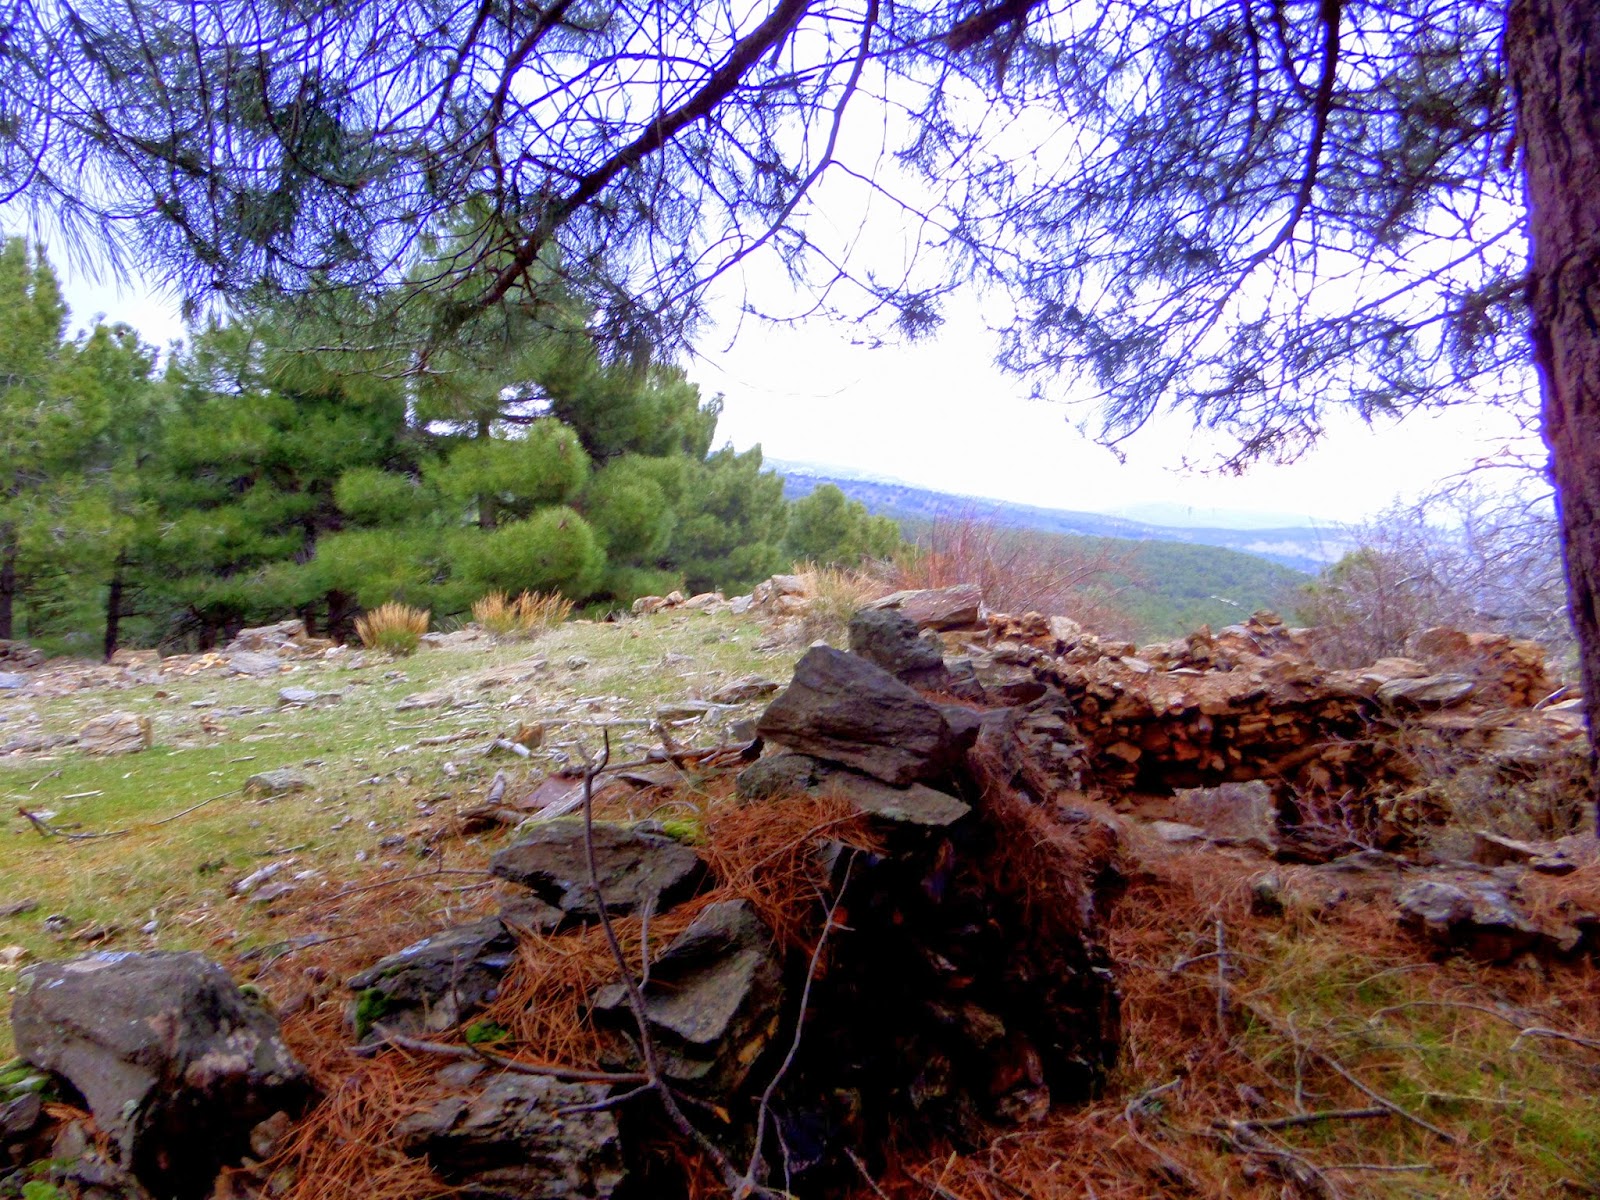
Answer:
[4,583,1600,1199]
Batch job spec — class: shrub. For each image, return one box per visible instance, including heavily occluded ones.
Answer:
[353,602,430,655]
[472,589,574,638]
[462,507,604,597]
[890,514,1133,633]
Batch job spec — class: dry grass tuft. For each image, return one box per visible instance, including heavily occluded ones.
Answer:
[792,562,891,645]
[472,589,575,639]
[353,602,430,655]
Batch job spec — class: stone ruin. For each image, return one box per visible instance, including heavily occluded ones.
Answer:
[2,585,1589,1199]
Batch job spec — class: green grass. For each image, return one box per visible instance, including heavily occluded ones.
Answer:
[0,612,790,1055]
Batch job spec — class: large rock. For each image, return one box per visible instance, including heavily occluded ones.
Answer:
[593,900,784,1093]
[346,917,520,1041]
[735,753,971,829]
[11,951,313,1199]
[396,1073,624,1199]
[490,820,704,918]
[1376,673,1477,710]
[864,584,983,630]
[756,646,960,786]
[0,639,46,669]
[849,608,945,675]
[1394,877,1589,961]
[226,619,307,653]
[76,711,152,755]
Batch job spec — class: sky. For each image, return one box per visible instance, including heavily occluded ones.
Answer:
[54,265,1541,531]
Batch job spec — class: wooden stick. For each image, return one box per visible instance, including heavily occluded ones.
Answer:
[1226,1106,1389,1132]
[362,1025,647,1084]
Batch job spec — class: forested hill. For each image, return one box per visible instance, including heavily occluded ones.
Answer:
[773,463,1344,573]
[773,463,1314,636]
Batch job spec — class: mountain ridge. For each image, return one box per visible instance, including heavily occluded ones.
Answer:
[768,459,1351,573]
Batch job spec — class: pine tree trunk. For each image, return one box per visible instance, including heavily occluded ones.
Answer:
[103,559,125,662]
[0,524,16,642]
[1508,0,1600,825]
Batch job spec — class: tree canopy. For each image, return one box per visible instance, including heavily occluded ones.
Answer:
[5,0,1599,811]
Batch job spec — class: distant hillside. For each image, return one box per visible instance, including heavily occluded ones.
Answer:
[773,465,1312,638]
[773,463,1349,573]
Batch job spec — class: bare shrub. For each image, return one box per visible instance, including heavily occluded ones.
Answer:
[792,562,890,646]
[890,515,1135,635]
[353,602,430,655]
[1299,484,1572,670]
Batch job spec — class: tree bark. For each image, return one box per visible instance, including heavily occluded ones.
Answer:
[103,558,126,662]
[0,524,17,641]
[1507,0,1600,824]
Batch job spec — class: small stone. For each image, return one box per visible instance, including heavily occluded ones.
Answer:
[347,917,518,1039]
[395,689,456,712]
[234,861,289,895]
[250,881,298,905]
[0,1091,43,1139]
[0,945,29,969]
[396,1074,624,1198]
[226,650,283,677]
[1149,820,1207,844]
[277,687,320,706]
[0,672,25,690]
[709,676,781,705]
[656,699,726,721]
[244,768,314,797]
[77,710,153,755]
[566,656,590,670]
[0,897,39,918]
[593,900,784,1092]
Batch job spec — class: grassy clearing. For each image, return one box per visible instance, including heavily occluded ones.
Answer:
[6,606,1600,1197]
[0,612,791,1056]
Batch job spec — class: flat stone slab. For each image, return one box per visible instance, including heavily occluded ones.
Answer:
[593,900,784,1092]
[396,1073,624,1199]
[490,820,704,918]
[756,646,959,786]
[347,916,518,1039]
[736,753,970,828]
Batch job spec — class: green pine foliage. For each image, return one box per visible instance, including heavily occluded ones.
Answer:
[0,254,905,652]
[783,484,902,567]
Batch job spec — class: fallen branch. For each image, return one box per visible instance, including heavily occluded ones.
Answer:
[18,806,128,840]
[576,732,750,1193]
[1225,1106,1389,1133]
[1241,1001,1460,1144]
[361,1025,647,1084]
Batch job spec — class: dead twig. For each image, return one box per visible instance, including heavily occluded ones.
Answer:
[1243,1001,1461,1143]
[360,1025,647,1084]
[577,731,751,1194]
[1225,1106,1389,1132]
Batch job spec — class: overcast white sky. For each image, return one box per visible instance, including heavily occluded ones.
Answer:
[53,264,1540,531]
